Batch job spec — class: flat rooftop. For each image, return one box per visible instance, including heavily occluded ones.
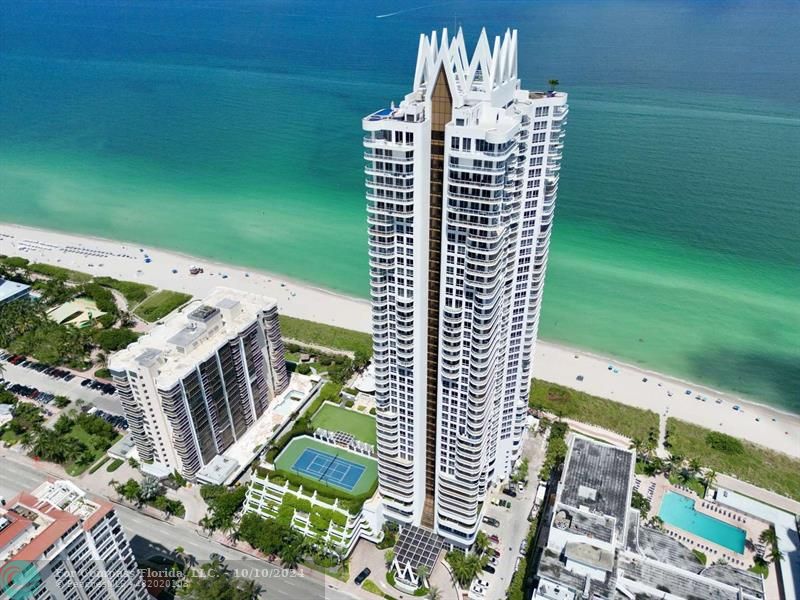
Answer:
[109,287,278,387]
[636,524,704,573]
[0,480,111,564]
[559,435,634,540]
[617,553,763,600]
[0,277,30,304]
[716,487,798,600]
[552,503,615,543]
[564,541,614,571]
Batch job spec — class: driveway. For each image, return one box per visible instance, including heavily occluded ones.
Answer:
[479,432,547,600]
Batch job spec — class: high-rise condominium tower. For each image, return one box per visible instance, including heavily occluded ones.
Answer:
[363,28,567,546]
[109,287,288,480]
[0,480,148,600]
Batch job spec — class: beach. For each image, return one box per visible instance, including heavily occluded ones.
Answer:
[2,222,798,458]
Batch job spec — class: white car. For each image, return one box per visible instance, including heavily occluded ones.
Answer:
[477,579,490,588]
[471,584,485,595]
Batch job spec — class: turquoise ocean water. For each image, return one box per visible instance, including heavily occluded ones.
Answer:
[1,1,798,411]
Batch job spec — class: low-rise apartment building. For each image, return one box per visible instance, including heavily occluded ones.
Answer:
[0,480,148,600]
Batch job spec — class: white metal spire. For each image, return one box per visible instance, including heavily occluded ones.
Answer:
[412,27,519,104]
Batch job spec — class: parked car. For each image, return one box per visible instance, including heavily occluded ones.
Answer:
[482,565,496,574]
[471,583,485,595]
[209,553,225,562]
[502,487,517,498]
[482,516,500,527]
[519,540,527,555]
[354,568,371,585]
[489,534,500,544]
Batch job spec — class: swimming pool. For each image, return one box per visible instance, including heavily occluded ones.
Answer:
[658,491,746,553]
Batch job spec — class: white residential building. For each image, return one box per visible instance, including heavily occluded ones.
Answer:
[363,27,567,546]
[109,287,289,480]
[0,480,148,600]
[533,435,765,600]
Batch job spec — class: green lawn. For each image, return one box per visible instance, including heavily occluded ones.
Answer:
[530,378,659,441]
[64,424,121,476]
[273,436,378,498]
[1,429,20,445]
[134,290,192,322]
[311,403,376,445]
[93,276,155,304]
[278,315,372,358]
[27,262,93,283]
[666,418,800,501]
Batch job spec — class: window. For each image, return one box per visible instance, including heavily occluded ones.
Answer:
[451,137,460,150]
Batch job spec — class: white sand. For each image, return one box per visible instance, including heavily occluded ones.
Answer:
[2,222,798,458]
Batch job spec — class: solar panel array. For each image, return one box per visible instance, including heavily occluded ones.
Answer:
[394,525,444,573]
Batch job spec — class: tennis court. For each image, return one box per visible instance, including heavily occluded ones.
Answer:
[273,436,378,497]
[292,447,366,491]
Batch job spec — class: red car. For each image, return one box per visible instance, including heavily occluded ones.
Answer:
[489,534,500,544]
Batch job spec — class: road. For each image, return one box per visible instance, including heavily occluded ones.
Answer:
[481,432,548,600]
[0,457,356,600]
[1,360,124,415]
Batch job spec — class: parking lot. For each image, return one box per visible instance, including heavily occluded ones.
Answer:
[470,432,547,600]
[0,353,125,416]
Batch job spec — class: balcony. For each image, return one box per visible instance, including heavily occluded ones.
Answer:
[363,135,414,148]
[364,151,414,163]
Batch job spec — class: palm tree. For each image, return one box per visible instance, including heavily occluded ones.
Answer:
[629,437,644,457]
[703,470,717,493]
[279,543,303,570]
[241,578,263,599]
[428,586,442,600]
[767,547,783,565]
[689,457,702,475]
[416,564,429,587]
[474,530,490,556]
[384,548,395,566]
[759,527,778,548]
[677,468,694,486]
[199,515,215,536]
[548,79,559,91]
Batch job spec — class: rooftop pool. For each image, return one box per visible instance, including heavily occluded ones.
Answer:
[658,491,746,553]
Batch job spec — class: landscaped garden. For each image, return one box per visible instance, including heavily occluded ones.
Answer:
[133,289,192,322]
[530,378,659,441]
[665,418,800,501]
[278,315,372,360]
[311,402,376,445]
[30,410,121,476]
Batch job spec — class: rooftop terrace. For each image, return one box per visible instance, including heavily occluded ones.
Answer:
[109,287,277,386]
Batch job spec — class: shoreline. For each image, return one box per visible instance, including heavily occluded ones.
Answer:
[2,221,798,458]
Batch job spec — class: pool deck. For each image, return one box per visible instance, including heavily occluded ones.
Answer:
[640,474,770,572]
